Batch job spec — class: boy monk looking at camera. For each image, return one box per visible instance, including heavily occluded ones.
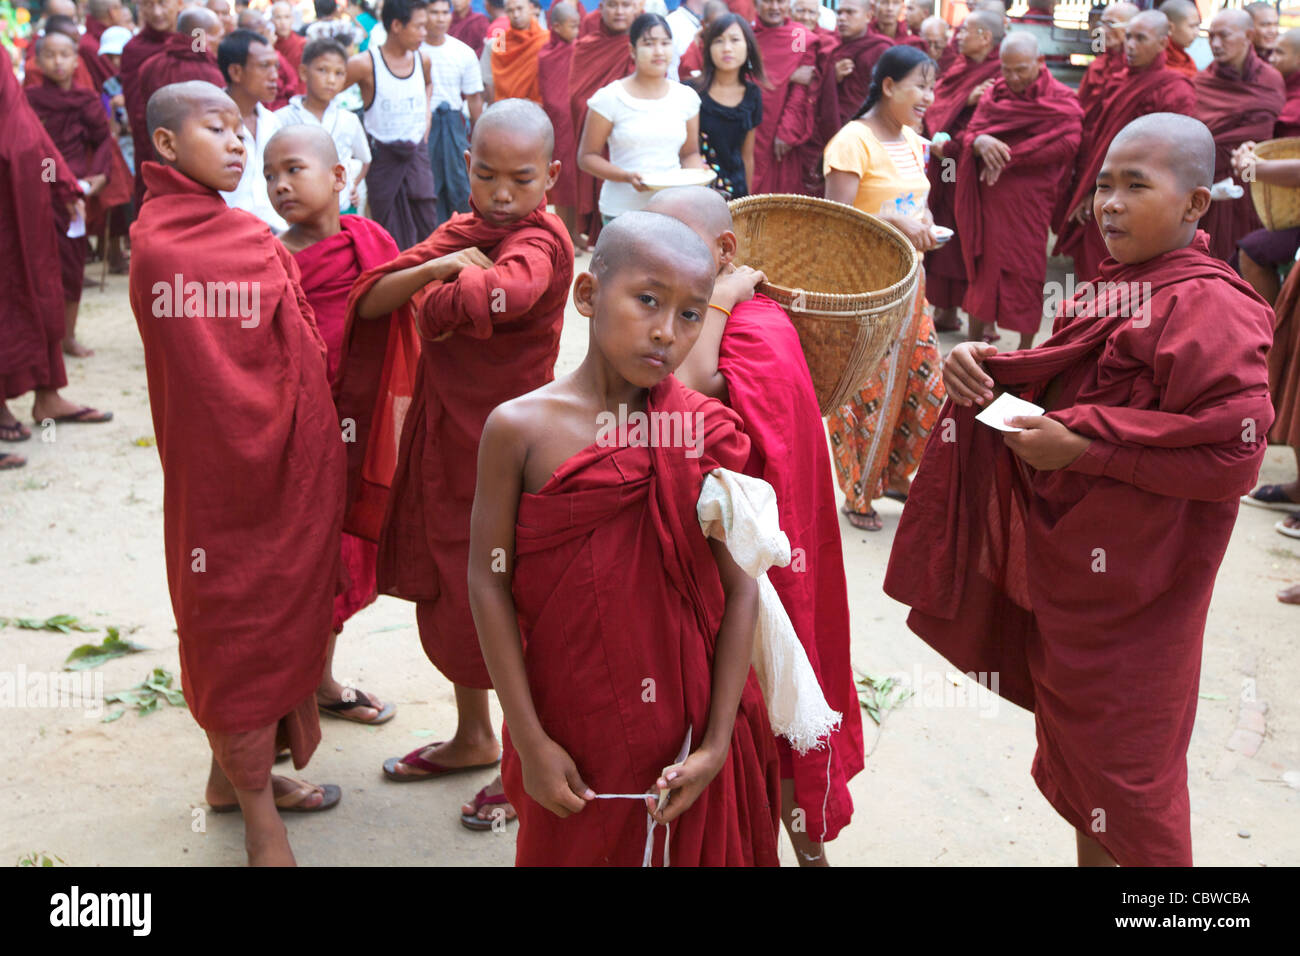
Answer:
[129,82,346,866]
[468,210,782,866]
[884,113,1274,866]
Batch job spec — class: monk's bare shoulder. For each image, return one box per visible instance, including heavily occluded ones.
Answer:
[489,377,610,493]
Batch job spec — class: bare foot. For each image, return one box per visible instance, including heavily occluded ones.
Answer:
[384,736,501,779]
[461,773,517,826]
[316,679,387,723]
[30,393,112,423]
[0,452,27,470]
[933,306,961,332]
[62,338,95,358]
[1279,584,1300,605]
[842,506,883,532]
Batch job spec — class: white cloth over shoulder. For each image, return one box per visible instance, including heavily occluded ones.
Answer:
[696,468,841,754]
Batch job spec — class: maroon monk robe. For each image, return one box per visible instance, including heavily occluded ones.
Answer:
[503,376,782,866]
[0,46,79,401]
[1269,256,1300,453]
[953,70,1082,336]
[1276,68,1300,137]
[752,18,818,195]
[23,41,97,91]
[922,49,1000,311]
[815,28,891,145]
[869,18,912,44]
[1165,38,1197,79]
[120,25,173,208]
[936,29,960,74]
[1194,49,1286,260]
[578,7,601,37]
[1075,45,1122,115]
[678,37,704,80]
[449,7,491,56]
[26,78,117,305]
[883,233,1273,866]
[726,0,756,22]
[795,26,848,192]
[270,49,300,111]
[128,162,345,784]
[79,17,117,92]
[1053,52,1195,281]
[138,33,225,122]
[537,32,577,207]
[567,19,634,238]
[347,202,574,687]
[293,214,419,632]
[276,31,306,74]
[718,294,862,842]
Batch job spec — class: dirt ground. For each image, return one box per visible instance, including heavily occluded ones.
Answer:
[2,252,1297,867]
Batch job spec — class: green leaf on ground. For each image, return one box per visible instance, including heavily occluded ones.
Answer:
[103,668,187,718]
[101,709,125,723]
[64,627,149,670]
[16,852,65,867]
[856,672,914,727]
[2,615,97,634]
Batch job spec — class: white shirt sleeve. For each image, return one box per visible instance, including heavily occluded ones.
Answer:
[460,42,485,95]
[676,82,700,121]
[347,113,372,164]
[586,82,620,123]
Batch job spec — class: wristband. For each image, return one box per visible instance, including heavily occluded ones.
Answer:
[708,303,732,317]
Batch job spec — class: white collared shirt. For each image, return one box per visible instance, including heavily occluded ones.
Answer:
[221,100,287,232]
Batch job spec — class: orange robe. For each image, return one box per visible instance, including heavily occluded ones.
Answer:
[491,19,549,103]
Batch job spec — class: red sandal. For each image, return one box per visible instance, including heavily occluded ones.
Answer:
[460,786,516,831]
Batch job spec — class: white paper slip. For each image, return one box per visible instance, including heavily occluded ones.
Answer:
[975,392,1045,432]
[66,206,86,239]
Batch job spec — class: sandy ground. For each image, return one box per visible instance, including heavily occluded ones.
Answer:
[2,251,1298,868]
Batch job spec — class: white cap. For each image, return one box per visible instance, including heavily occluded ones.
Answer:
[98,25,132,56]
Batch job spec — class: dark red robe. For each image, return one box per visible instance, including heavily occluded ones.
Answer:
[0,46,78,400]
[953,70,1082,335]
[79,17,118,93]
[1076,45,1123,115]
[347,202,574,687]
[1269,255,1300,451]
[1053,53,1196,281]
[24,40,96,91]
[923,50,1000,311]
[276,31,307,74]
[137,33,225,126]
[868,18,912,44]
[293,215,419,632]
[128,162,344,767]
[815,28,892,145]
[271,49,300,111]
[1193,49,1286,260]
[567,19,634,237]
[726,0,756,21]
[752,18,818,195]
[537,32,577,207]
[718,295,862,841]
[1276,68,1300,138]
[120,25,173,208]
[884,233,1274,866]
[502,376,782,866]
[449,8,491,56]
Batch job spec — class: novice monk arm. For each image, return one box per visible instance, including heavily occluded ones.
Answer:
[417,238,561,336]
[468,404,595,817]
[652,537,759,825]
[356,247,494,319]
[674,266,767,401]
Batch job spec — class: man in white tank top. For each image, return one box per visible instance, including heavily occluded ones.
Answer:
[346,0,439,249]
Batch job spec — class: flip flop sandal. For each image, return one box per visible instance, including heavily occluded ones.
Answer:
[35,406,113,425]
[0,453,26,471]
[210,779,342,814]
[0,421,31,442]
[319,688,397,725]
[981,331,1002,345]
[1242,484,1300,513]
[382,743,501,782]
[841,504,883,531]
[460,786,516,831]
[882,490,909,503]
[1275,517,1300,540]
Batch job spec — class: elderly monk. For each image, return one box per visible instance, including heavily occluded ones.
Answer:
[1245,1,1279,61]
[81,0,122,92]
[1077,1,1136,114]
[953,32,1081,349]
[919,15,949,65]
[925,9,1002,335]
[450,0,491,56]
[1272,27,1300,137]
[538,1,580,241]
[1159,0,1199,78]
[753,0,820,195]
[271,2,306,73]
[122,0,180,207]
[1195,8,1286,261]
[567,0,636,245]
[1054,10,1195,283]
[491,0,549,103]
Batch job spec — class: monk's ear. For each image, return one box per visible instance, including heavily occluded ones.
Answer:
[1185,185,1212,222]
[152,126,181,165]
[573,271,597,317]
[463,148,473,182]
[544,158,560,193]
[331,161,347,194]
[717,229,738,270]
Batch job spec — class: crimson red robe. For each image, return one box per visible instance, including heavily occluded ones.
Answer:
[1193,49,1286,260]
[293,215,419,632]
[138,34,225,127]
[868,19,912,43]
[276,31,306,74]
[1053,53,1196,281]
[1276,68,1300,138]
[1269,256,1300,450]
[0,46,77,400]
[537,33,577,207]
[953,70,1082,335]
[719,294,862,841]
[1076,45,1122,115]
[128,162,344,750]
[815,29,892,145]
[726,0,756,22]
[923,51,1000,311]
[1165,38,1196,79]
[24,40,96,91]
[883,233,1273,866]
[937,31,960,74]
[271,49,300,111]
[79,17,117,93]
[450,8,491,56]
[567,19,633,235]
[752,18,818,195]
[678,38,704,80]
[348,202,574,687]
[120,25,173,208]
[502,376,782,866]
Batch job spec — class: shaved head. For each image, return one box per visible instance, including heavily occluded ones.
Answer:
[645,186,734,242]
[702,0,729,19]
[87,0,118,19]
[1000,30,1038,58]
[44,0,76,17]
[1212,8,1254,34]
[548,0,578,23]
[266,124,340,166]
[177,6,221,38]
[591,211,714,286]
[146,80,238,138]
[1109,112,1215,190]
[1109,2,1139,19]
[1128,9,1169,39]
[1158,0,1197,26]
[965,10,1005,44]
[472,98,555,160]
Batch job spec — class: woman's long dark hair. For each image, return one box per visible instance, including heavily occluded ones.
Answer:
[853,44,936,118]
[690,13,769,93]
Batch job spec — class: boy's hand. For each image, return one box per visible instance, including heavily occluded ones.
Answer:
[1001,416,1092,470]
[709,265,766,312]
[428,247,494,281]
[349,184,362,209]
[519,736,595,818]
[647,746,725,824]
[943,341,997,406]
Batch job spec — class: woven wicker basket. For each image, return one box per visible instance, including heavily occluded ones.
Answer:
[727,194,920,415]
[1250,138,1300,231]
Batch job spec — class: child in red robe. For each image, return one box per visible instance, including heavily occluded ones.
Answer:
[537,1,580,243]
[350,100,574,831]
[467,209,782,866]
[884,113,1275,866]
[129,82,346,865]
[266,124,421,727]
[648,186,863,866]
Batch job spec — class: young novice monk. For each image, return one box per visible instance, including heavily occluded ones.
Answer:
[645,186,863,867]
[129,82,346,866]
[266,124,416,726]
[884,113,1275,866]
[468,210,782,866]
[350,99,574,829]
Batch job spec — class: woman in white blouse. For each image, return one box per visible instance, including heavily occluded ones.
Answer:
[577,12,707,224]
